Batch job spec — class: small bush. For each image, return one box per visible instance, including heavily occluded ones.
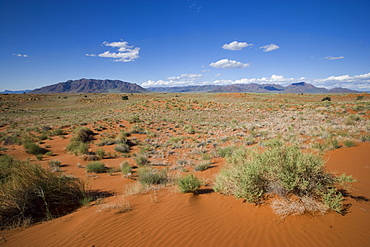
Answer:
[66,141,89,155]
[115,131,129,144]
[122,95,129,100]
[114,144,130,153]
[23,142,47,155]
[134,152,149,166]
[86,161,106,173]
[138,167,167,185]
[71,127,94,143]
[177,174,203,193]
[194,160,212,171]
[183,125,195,134]
[48,160,61,172]
[321,96,331,101]
[343,139,356,147]
[95,148,105,159]
[120,162,132,175]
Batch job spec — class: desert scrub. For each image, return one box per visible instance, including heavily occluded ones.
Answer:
[66,141,89,155]
[0,155,86,229]
[183,125,195,134]
[194,160,212,171]
[138,167,167,185]
[134,152,149,166]
[86,161,106,173]
[343,139,356,147]
[95,148,105,159]
[120,161,132,175]
[23,142,47,155]
[214,143,354,214]
[48,159,61,172]
[114,143,130,153]
[177,174,203,193]
[71,127,94,142]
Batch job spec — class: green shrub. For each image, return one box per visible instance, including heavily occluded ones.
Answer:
[86,161,106,173]
[0,156,86,229]
[134,152,149,166]
[321,96,331,101]
[114,144,130,153]
[183,125,195,134]
[115,131,129,144]
[23,142,47,155]
[194,161,212,171]
[66,141,89,155]
[95,148,105,159]
[71,127,94,143]
[120,162,132,175]
[343,139,356,147]
[138,167,167,185]
[177,174,203,193]
[214,144,353,213]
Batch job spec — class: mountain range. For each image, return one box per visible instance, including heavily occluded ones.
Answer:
[148,82,359,94]
[30,79,149,94]
[2,79,360,94]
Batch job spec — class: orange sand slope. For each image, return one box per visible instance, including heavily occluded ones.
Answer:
[1,143,370,247]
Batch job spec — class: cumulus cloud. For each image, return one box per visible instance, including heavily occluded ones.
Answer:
[142,73,203,87]
[323,56,344,60]
[13,53,28,57]
[313,72,370,90]
[86,40,140,62]
[222,41,253,51]
[210,59,250,69]
[143,72,370,91]
[259,43,280,52]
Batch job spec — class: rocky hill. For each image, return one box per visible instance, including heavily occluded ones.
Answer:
[30,79,149,94]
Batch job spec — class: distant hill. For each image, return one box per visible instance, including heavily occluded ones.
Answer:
[210,83,285,93]
[30,79,149,94]
[148,85,218,93]
[0,89,31,94]
[147,82,359,94]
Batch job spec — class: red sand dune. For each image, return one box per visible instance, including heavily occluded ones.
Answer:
[1,143,370,247]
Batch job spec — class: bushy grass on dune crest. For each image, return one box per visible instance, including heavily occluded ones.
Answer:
[214,139,356,215]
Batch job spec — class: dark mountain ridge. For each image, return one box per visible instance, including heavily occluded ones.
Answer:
[30,79,149,94]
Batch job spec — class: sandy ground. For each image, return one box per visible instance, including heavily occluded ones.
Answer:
[1,142,369,247]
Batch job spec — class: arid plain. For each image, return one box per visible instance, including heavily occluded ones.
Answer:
[0,92,369,246]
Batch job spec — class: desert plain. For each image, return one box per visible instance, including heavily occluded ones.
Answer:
[0,92,369,247]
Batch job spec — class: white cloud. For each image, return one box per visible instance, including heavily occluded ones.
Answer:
[259,43,280,52]
[87,40,140,62]
[210,59,250,69]
[313,72,370,90]
[13,53,28,57]
[142,73,203,87]
[142,72,370,91]
[215,73,221,76]
[222,41,252,51]
[323,56,344,60]
[231,75,295,85]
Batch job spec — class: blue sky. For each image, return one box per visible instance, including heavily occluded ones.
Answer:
[0,0,369,91]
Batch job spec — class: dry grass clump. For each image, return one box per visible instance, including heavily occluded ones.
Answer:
[214,140,355,215]
[271,196,328,218]
[66,127,94,155]
[96,198,132,214]
[0,155,86,229]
